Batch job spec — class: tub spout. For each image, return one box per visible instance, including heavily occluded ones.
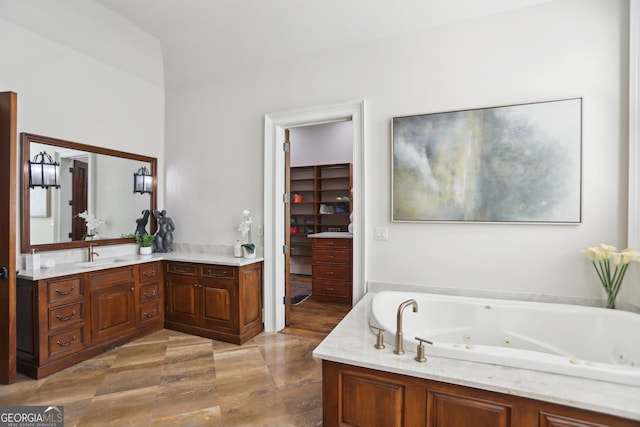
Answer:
[394,299,418,355]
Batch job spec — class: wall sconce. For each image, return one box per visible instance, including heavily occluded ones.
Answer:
[29,151,60,189]
[133,166,153,194]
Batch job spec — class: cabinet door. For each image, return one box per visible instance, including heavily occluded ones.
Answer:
[238,263,262,335]
[90,282,136,344]
[200,277,236,331]
[165,273,199,324]
[427,390,512,427]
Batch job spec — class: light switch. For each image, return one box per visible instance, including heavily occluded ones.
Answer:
[374,227,389,241]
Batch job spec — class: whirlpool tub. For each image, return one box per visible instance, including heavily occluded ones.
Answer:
[370,291,640,386]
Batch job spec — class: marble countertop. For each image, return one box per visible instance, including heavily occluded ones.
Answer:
[313,293,640,422]
[18,252,264,281]
[307,232,353,239]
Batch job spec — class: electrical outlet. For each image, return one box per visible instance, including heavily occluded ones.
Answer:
[257,225,264,237]
[374,227,389,241]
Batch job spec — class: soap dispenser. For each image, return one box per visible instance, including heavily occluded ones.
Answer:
[233,240,242,258]
[26,249,41,270]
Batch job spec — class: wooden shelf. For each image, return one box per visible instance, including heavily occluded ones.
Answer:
[289,163,352,275]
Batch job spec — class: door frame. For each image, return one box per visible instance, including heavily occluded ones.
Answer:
[263,99,366,333]
[0,92,17,383]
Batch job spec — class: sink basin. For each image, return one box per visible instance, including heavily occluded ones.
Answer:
[76,260,118,268]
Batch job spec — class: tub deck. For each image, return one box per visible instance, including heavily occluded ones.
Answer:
[313,292,640,422]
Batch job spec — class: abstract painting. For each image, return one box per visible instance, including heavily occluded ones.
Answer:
[392,98,582,223]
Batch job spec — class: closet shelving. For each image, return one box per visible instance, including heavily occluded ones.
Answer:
[289,163,352,275]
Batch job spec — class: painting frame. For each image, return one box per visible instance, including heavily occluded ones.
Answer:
[392,98,582,224]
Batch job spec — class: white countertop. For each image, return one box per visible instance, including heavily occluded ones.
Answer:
[313,293,640,422]
[18,252,264,281]
[308,232,353,239]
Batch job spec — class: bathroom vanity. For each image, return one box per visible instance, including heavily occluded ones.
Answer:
[164,261,262,345]
[16,255,263,379]
[17,261,164,378]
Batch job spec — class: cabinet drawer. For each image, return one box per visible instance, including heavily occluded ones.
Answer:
[140,283,160,304]
[313,249,351,264]
[167,263,197,276]
[48,326,86,359]
[91,267,134,287]
[313,265,351,281]
[48,302,83,330]
[312,238,351,249]
[47,276,82,304]
[201,265,235,279]
[314,280,349,297]
[140,302,161,324]
[140,262,161,283]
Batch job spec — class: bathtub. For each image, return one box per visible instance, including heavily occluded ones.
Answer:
[370,291,640,387]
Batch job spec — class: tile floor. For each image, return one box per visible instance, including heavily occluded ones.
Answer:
[0,330,324,426]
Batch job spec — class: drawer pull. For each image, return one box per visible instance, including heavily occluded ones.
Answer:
[327,255,334,259]
[143,309,158,318]
[327,271,335,275]
[143,290,157,298]
[55,286,75,296]
[327,287,335,291]
[210,273,227,277]
[174,269,187,273]
[56,335,77,347]
[142,271,156,278]
[55,310,76,322]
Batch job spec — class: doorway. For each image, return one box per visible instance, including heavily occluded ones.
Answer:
[284,121,353,331]
[263,100,366,333]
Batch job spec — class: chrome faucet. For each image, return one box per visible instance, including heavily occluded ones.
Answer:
[394,299,418,355]
[88,244,99,262]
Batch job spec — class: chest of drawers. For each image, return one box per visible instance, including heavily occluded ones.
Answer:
[311,238,352,304]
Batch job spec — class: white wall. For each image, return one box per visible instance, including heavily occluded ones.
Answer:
[166,0,635,306]
[289,121,353,167]
[0,7,165,256]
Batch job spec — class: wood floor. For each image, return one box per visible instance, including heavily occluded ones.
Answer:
[283,274,352,339]
[282,299,352,339]
[0,281,351,426]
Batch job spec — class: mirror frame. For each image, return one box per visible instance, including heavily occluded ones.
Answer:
[20,133,157,253]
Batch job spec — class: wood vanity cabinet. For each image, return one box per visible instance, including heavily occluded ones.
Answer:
[16,262,164,379]
[322,361,640,427]
[164,261,263,344]
[311,238,352,304]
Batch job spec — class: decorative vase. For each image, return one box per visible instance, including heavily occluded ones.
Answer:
[139,246,153,255]
[243,247,256,258]
[606,291,618,309]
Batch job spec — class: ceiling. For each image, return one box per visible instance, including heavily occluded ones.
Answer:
[94,0,553,88]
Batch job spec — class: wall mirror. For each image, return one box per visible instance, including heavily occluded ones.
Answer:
[21,133,157,253]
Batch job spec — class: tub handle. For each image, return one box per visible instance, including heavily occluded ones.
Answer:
[414,337,433,363]
[369,325,386,350]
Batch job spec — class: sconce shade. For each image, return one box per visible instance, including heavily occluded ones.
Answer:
[29,151,60,189]
[133,166,153,194]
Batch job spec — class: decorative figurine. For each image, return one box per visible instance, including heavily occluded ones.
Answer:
[134,209,150,236]
[153,209,175,252]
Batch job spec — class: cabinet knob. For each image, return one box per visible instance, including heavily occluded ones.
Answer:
[130,287,135,292]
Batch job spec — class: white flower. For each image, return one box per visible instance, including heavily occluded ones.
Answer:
[580,243,636,308]
[238,210,253,238]
[77,210,105,234]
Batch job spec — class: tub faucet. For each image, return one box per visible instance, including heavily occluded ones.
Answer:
[88,244,99,262]
[394,299,418,355]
